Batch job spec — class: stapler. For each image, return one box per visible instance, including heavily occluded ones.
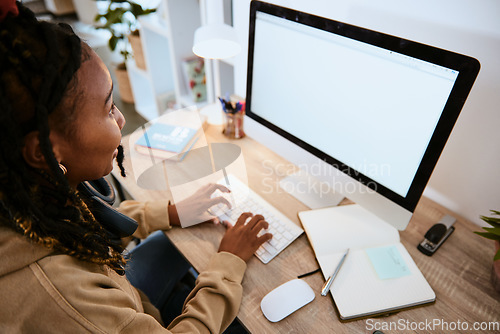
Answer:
[417,215,456,256]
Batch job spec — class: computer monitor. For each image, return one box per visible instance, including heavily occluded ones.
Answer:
[244,1,480,230]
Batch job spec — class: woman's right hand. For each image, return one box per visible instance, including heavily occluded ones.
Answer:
[218,213,272,262]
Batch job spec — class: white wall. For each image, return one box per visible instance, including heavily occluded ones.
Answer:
[232,0,500,226]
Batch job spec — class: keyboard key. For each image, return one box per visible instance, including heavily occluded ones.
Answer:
[282,231,295,241]
[262,242,276,253]
[259,251,272,263]
[269,238,280,247]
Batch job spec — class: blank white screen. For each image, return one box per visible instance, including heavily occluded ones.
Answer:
[251,12,458,197]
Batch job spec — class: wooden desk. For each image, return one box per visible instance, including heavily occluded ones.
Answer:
[113,124,499,333]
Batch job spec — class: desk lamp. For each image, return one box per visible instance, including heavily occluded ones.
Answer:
[192,0,241,124]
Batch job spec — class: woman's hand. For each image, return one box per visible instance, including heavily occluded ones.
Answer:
[169,183,232,227]
[218,213,273,262]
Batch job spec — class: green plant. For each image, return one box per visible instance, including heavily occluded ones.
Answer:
[95,0,156,64]
[475,210,500,261]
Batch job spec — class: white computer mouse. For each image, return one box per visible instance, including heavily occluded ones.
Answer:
[260,278,315,322]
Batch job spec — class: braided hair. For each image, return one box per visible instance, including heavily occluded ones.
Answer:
[0,2,126,274]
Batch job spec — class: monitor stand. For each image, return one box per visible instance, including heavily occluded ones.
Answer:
[279,170,344,209]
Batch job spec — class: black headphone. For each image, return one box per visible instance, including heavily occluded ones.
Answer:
[78,178,138,242]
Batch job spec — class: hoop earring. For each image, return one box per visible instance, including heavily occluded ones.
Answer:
[58,163,67,175]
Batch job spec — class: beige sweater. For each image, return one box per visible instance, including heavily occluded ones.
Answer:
[0,200,247,333]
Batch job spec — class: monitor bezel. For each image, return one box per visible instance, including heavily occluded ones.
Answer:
[245,1,480,212]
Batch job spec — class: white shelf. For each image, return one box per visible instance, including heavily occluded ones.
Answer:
[179,94,210,109]
[127,61,159,120]
[139,15,170,38]
[128,0,237,121]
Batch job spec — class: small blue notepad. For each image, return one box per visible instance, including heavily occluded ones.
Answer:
[135,123,197,154]
[366,245,411,280]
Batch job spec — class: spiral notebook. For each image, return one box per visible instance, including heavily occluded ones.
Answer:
[298,204,435,321]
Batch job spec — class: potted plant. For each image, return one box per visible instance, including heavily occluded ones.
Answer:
[475,210,500,293]
[95,0,156,103]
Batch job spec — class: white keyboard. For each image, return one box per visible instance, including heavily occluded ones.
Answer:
[209,175,303,264]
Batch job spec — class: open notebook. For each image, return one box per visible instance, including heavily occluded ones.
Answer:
[299,204,435,321]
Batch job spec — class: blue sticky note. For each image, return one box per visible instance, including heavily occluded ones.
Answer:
[365,245,411,280]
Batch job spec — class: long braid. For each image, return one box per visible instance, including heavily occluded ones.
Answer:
[36,21,74,191]
[0,2,126,273]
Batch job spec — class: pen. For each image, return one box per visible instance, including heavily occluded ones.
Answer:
[218,97,227,113]
[321,248,349,296]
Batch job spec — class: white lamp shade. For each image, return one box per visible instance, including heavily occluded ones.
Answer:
[192,23,241,59]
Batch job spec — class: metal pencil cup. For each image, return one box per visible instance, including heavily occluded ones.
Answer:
[222,111,245,139]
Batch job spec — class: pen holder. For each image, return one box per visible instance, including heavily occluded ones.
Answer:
[222,111,245,139]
